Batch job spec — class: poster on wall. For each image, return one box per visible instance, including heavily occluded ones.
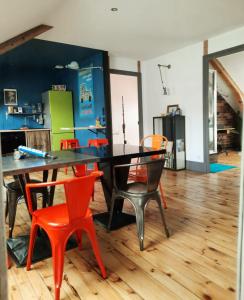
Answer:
[79,69,95,118]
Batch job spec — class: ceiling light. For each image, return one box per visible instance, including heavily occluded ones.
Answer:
[111,8,118,12]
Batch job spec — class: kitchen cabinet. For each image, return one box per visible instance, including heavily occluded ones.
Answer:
[153,115,186,170]
[26,130,51,151]
[1,129,51,155]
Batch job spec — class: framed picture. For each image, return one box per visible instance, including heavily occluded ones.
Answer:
[167,104,179,114]
[4,89,18,106]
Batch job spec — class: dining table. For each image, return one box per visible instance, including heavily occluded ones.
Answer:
[3,144,165,228]
[2,144,165,265]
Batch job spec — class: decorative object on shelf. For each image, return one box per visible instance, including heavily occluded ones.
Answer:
[158,64,171,95]
[51,85,66,91]
[17,107,23,113]
[4,89,18,106]
[175,107,182,115]
[37,103,42,112]
[7,106,14,113]
[167,104,179,116]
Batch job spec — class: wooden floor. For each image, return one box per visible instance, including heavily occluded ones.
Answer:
[6,152,241,300]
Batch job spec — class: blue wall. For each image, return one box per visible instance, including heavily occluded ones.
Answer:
[55,52,106,145]
[0,40,106,146]
[0,66,55,129]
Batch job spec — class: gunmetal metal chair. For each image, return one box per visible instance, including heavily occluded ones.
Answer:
[4,178,49,238]
[108,159,169,251]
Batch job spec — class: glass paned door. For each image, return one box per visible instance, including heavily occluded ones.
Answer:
[209,69,217,154]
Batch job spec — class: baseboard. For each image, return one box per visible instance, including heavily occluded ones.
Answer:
[186,160,207,172]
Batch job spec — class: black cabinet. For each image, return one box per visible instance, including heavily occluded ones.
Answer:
[153,115,186,170]
[1,132,26,155]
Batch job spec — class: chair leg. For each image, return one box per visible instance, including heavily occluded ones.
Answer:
[85,218,107,279]
[107,192,116,232]
[155,194,170,238]
[50,237,66,300]
[8,191,19,238]
[159,183,167,209]
[135,204,145,251]
[5,192,9,221]
[26,222,39,271]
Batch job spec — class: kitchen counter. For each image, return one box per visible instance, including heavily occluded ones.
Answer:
[0,128,50,132]
[1,129,51,153]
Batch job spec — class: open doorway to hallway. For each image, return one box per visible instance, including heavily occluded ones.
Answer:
[109,70,143,145]
[208,51,243,171]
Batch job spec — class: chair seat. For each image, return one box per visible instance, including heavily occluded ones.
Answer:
[33,204,92,227]
[124,182,148,194]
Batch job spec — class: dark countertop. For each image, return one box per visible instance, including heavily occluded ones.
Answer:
[0,128,50,132]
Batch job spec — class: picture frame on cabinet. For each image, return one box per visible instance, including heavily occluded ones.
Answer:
[167,104,179,115]
[4,89,18,106]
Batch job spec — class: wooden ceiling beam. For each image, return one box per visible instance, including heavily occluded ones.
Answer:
[203,40,208,55]
[210,58,243,109]
[0,24,53,55]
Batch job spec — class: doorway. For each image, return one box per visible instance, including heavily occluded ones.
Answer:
[203,44,244,299]
[109,70,143,145]
[203,45,244,171]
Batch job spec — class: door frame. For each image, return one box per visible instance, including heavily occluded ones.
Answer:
[109,69,144,141]
[203,43,244,300]
[203,43,244,172]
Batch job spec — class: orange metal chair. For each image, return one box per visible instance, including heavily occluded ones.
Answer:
[60,139,81,174]
[25,175,107,300]
[60,138,80,150]
[72,139,107,200]
[88,138,108,148]
[129,134,168,209]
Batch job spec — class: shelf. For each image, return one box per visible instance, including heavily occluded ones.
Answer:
[8,113,43,115]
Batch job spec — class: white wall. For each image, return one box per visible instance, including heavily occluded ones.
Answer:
[141,25,244,164]
[142,42,204,163]
[109,56,138,72]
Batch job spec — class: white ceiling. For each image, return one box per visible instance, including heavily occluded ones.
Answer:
[1,0,244,59]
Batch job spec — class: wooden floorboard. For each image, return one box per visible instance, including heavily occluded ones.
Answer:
[5,151,240,299]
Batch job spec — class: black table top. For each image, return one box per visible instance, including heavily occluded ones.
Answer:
[2,150,98,176]
[2,144,165,176]
[74,144,164,161]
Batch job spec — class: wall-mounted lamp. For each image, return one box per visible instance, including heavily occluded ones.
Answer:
[158,64,171,95]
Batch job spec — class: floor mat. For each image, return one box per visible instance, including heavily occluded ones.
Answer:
[7,231,78,267]
[210,163,237,173]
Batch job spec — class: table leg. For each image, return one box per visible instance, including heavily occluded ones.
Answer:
[95,157,136,230]
[17,174,31,217]
[49,169,58,206]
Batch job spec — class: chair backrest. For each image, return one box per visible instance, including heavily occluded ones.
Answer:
[145,159,165,192]
[64,176,95,222]
[73,164,87,177]
[140,134,168,150]
[88,138,109,148]
[60,139,80,150]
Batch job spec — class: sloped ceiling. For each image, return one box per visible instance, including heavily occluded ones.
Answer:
[1,0,244,59]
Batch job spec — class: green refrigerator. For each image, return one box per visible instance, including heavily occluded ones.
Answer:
[43,91,74,151]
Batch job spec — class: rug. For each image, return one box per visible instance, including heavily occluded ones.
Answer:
[210,163,236,173]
